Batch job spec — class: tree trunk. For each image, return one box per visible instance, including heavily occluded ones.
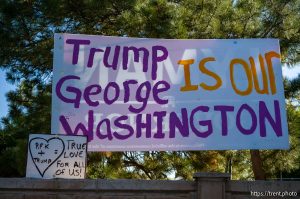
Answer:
[250,150,266,180]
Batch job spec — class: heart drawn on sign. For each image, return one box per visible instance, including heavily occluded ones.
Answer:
[29,137,65,177]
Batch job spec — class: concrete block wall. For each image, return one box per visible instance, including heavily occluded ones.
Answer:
[0,178,196,199]
[0,173,299,199]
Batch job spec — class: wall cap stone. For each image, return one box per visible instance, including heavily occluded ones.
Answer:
[193,172,231,179]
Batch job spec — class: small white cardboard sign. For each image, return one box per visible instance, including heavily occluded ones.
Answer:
[26,134,87,179]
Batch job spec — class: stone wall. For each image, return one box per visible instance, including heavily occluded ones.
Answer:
[0,173,299,199]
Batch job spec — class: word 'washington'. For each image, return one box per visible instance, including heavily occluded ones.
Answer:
[60,100,282,142]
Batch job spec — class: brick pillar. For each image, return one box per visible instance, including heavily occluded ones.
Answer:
[194,172,230,199]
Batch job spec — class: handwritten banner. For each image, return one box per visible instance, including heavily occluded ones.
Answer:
[26,134,87,179]
[51,33,289,151]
